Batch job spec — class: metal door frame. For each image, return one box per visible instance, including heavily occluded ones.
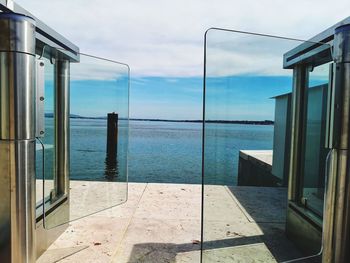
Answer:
[284,17,350,263]
[0,1,80,261]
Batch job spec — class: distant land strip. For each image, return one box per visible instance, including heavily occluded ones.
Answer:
[130,119,274,125]
[45,113,274,125]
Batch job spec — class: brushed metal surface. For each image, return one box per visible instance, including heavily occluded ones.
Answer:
[0,141,11,261]
[332,150,350,263]
[0,140,36,263]
[322,25,350,263]
[0,13,36,263]
[334,24,350,64]
[331,63,350,150]
[322,150,337,263]
[0,53,36,140]
[285,205,322,255]
[0,1,80,62]
[0,13,35,54]
[35,60,45,138]
[36,205,69,258]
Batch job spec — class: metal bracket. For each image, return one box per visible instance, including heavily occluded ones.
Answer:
[36,59,45,138]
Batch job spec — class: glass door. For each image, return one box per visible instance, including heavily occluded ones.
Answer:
[300,63,332,217]
[201,29,330,262]
[37,46,130,229]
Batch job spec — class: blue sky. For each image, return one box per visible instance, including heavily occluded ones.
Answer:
[44,70,328,121]
[16,0,350,120]
[205,76,292,121]
[130,77,202,120]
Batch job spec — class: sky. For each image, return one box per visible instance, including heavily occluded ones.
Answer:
[16,0,350,120]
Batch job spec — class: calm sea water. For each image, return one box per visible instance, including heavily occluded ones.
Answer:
[129,120,273,185]
[204,123,273,185]
[38,119,273,185]
[129,121,202,184]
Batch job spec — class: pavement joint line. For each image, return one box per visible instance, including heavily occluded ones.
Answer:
[42,246,89,263]
[110,183,149,262]
[224,187,286,224]
[224,186,253,223]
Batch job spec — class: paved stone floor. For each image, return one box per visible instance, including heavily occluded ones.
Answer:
[37,183,201,263]
[37,183,308,263]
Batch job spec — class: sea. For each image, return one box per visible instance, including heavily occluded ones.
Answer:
[38,118,274,186]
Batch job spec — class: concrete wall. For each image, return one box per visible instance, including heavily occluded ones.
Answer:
[271,94,291,186]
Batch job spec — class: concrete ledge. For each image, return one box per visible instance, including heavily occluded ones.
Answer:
[238,150,283,187]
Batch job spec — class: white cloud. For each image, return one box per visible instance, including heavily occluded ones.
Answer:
[15,0,350,77]
[70,54,129,81]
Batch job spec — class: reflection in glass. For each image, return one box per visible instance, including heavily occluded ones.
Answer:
[42,49,129,229]
[301,63,330,216]
[202,29,329,262]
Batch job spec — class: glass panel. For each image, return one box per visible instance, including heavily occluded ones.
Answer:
[301,63,331,216]
[202,29,331,262]
[43,48,129,229]
[35,139,44,217]
[35,55,55,219]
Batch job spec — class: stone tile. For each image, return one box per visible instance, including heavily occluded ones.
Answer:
[39,183,148,263]
[49,182,146,221]
[227,186,288,223]
[37,183,302,263]
[88,183,148,218]
[175,250,201,263]
[50,216,130,262]
[203,185,249,223]
[202,243,277,263]
[142,183,201,199]
[202,221,263,243]
[36,246,88,263]
[69,181,129,220]
[111,218,201,263]
[133,184,201,220]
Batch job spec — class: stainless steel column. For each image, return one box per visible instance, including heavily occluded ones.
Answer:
[323,24,350,263]
[55,59,70,197]
[0,14,36,263]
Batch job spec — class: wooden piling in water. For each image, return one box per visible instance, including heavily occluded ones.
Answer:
[106,112,118,160]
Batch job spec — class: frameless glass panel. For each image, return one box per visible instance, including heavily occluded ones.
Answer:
[43,48,129,229]
[202,29,331,262]
[301,63,331,216]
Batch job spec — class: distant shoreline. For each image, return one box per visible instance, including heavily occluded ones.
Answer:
[130,118,274,125]
[45,113,273,125]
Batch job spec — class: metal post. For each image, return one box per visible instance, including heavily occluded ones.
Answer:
[323,24,350,263]
[55,59,70,197]
[0,13,36,263]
